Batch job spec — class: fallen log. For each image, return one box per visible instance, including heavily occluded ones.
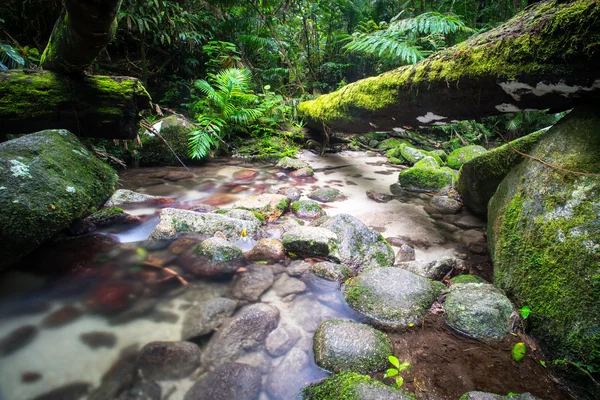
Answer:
[40,0,122,74]
[299,0,600,132]
[0,70,152,139]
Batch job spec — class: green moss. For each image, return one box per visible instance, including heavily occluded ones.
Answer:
[446,145,487,170]
[87,206,125,225]
[251,210,266,222]
[450,274,483,284]
[378,138,406,151]
[302,372,406,400]
[398,157,455,192]
[298,1,600,127]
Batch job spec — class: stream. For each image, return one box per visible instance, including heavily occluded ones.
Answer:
[0,151,569,400]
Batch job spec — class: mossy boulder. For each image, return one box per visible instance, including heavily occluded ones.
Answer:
[447,145,487,170]
[276,156,309,170]
[398,156,456,192]
[312,261,354,282]
[194,237,244,265]
[344,267,437,330]
[301,372,412,400]
[282,227,340,258]
[313,214,395,272]
[430,149,447,162]
[231,194,291,222]
[399,143,443,165]
[140,115,197,166]
[488,106,600,373]
[377,138,406,151]
[444,283,514,340]
[313,320,392,374]
[0,130,118,269]
[459,392,540,400]
[291,200,326,220]
[307,187,345,203]
[457,128,550,216]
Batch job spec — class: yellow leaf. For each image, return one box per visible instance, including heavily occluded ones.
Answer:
[241,229,247,237]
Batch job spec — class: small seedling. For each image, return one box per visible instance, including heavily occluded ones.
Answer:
[512,342,526,362]
[384,356,410,388]
[519,306,531,319]
[540,360,547,368]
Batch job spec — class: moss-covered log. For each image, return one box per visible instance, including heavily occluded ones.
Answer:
[299,0,600,132]
[40,0,122,73]
[0,70,151,139]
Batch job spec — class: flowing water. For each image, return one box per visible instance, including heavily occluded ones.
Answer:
[0,151,568,400]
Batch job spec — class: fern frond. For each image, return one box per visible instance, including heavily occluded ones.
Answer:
[392,12,476,35]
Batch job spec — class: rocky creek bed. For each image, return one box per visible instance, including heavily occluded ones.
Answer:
[0,151,569,400]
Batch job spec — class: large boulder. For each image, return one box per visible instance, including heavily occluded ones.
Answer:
[140,115,196,166]
[0,130,118,268]
[302,372,412,400]
[488,106,600,373]
[149,208,263,241]
[399,143,443,165]
[457,128,550,216]
[282,227,340,258]
[313,319,392,373]
[398,156,456,193]
[344,267,438,330]
[447,145,487,170]
[444,283,513,340]
[314,214,395,272]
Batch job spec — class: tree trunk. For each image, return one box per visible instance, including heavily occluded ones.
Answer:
[298,0,600,133]
[40,0,122,74]
[0,70,151,139]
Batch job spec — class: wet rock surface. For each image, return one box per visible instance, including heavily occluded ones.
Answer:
[136,341,201,380]
[244,238,285,262]
[312,261,354,282]
[302,372,411,400]
[266,348,313,399]
[344,267,437,329]
[232,265,274,302]
[291,200,326,220]
[313,319,391,373]
[444,283,514,340]
[181,297,237,339]
[231,193,290,222]
[397,256,463,280]
[282,227,339,258]
[266,325,302,357]
[184,363,261,400]
[307,187,345,202]
[105,189,174,208]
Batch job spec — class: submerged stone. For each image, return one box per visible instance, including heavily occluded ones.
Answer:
[184,363,261,400]
[447,145,487,170]
[0,130,118,268]
[181,297,237,339]
[136,341,201,380]
[313,319,391,373]
[444,283,513,340]
[344,267,437,330]
[232,264,274,302]
[266,348,312,399]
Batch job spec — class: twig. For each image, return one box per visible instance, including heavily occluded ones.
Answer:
[142,261,188,286]
[140,119,190,171]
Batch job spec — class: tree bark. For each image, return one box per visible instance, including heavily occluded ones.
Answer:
[298,0,600,133]
[40,0,122,74]
[0,70,151,139]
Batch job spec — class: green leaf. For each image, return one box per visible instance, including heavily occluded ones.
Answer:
[388,355,400,369]
[512,342,526,362]
[396,376,404,387]
[540,360,546,368]
[385,368,399,377]
[519,306,531,319]
[0,43,25,67]
[397,361,411,371]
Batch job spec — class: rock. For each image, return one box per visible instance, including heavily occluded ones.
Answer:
[42,305,82,328]
[202,303,280,367]
[223,209,264,225]
[431,195,462,214]
[282,227,339,258]
[273,274,307,298]
[366,190,393,203]
[189,203,217,213]
[314,214,395,271]
[163,170,194,181]
[344,267,437,329]
[244,238,285,262]
[104,189,174,207]
[0,130,118,268]
[183,236,244,276]
[118,381,162,400]
[266,348,312,399]
[86,207,127,226]
[184,363,261,400]
[80,332,118,349]
[136,341,201,380]
[435,221,459,233]
[447,145,487,170]
[312,261,354,282]
[313,319,391,373]
[140,115,196,166]
[149,208,263,241]
[449,274,483,284]
[266,326,302,357]
[277,187,302,202]
[233,169,259,180]
[287,260,312,277]
[0,325,38,356]
[291,200,326,220]
[377,138,405,151]
[395,244,415,262]
[307,187,345,202]
[31,382,92,400]
[459,391,540,400]
[302,372,412,400]
[277,156,310,170]
[181,297,237,339]
[289,167,315,178]
[444,283,513,340]
[231,193,290,222]
[397,256,462,280]
[399,143,443,165]
[430,149,448,162]
[67,218,97,236]
[232,264,274,302]
[457,129,550,216]
[398,156,456,193]
[87,282,135,313]
[290,294,338,333]
[455,215,486,229]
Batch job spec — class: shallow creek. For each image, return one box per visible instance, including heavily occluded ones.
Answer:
[0,151,568,400]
